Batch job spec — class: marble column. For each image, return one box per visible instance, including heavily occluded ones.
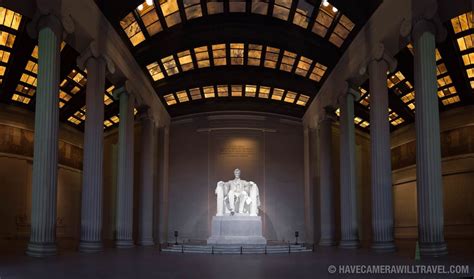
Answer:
[338,87,360,249]
[318,108,336,246]
[412,19,447,257]
[113,86,135,248]
[78,53,107,253]
[303,127,315,244]
[137,107,155,246]
[26,14,64,258]
[368,56,396,252]
[157,126,170,244]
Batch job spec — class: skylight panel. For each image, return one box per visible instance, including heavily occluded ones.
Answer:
[251,0,268,15]
[271,88,284,100]
[230,43,245,65]
[189,88,202,100]
[293,0,314,29]
[164,93,177,105]
[203,86,215,98]
[0,7,22,30]
[284,91,297,103]
[212,44,227,66]
[309,63,327,82]
[161,55,179,76]
[229,0,246,12]
[120,12,145,46]
[146,62,164,81]
[272,0,292,21]
[231,85,243,96]
[280,51,297,72]
[264,47,280,69]
[245,85,257,97]
[137,1,162,36]
[247,44,263,66]
[178,50,194,71]
[176,90,189,103]
[217,85,228,97]
[258,86,270,99]
[207,0,224,14]
[194,46,210,68]
[296,94,309,106]
[184,0,203,20]
[160,0,181,28]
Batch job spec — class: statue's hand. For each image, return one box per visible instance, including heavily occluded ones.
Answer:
[215,181,225,193]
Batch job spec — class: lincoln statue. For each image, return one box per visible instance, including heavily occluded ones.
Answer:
[215,169,260,216]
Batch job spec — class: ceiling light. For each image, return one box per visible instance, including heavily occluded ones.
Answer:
[322,0,329,7]
[138,4,144,11]
[146,0,153,6]
[332,6,338,12]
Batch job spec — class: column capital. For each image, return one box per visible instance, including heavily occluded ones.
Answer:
[319,106,337,124]
[77,41,116,74]
[137,106,155,122]
[113,81,134,101]
[27,6,74,40]
[359,43,397,76]
[339,81,360,104]
[399,0,447,43]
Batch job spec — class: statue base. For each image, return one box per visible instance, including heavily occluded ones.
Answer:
[207,216,267,245]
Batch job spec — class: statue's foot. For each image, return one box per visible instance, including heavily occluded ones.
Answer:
[230,211,235,216]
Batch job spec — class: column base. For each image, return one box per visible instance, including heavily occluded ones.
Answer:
[339,239,360,249]
[26,241,57,257]
[371,241,396,253]
[116,239,135,248]
[420,241,448,257]
[137,239,155,246]
[319,238,336,246]
[79,240,104,253]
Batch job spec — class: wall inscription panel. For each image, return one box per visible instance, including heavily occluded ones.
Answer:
[209,132,264,224]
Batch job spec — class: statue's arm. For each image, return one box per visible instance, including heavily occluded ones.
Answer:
[215,181,225,194]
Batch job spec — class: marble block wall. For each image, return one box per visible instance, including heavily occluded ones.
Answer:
[167,113,306,243]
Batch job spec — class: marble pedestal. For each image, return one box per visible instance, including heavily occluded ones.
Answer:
[207,216,267,245]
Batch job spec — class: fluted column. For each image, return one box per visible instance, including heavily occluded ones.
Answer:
[412,19,447,257]
[78,47,107,253]
[319,107,336,246]
[137,107,155,246]
[368,50,396,252]
[338,86,360,249]
[113,85,135,248]
[26,13,71,258]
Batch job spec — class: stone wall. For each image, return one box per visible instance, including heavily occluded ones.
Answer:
[0,105,83,240]
[167,113,306,243]
[391,106,474,240]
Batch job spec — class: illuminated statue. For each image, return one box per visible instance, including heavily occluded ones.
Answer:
[215,169,260,216]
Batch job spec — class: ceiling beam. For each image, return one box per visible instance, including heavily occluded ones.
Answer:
[152,66,319,97]
[132,14,341,68]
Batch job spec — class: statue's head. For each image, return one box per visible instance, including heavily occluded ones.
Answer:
[234,168,241,179]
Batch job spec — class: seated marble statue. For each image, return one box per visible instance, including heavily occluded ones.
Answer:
[215,168,261,216]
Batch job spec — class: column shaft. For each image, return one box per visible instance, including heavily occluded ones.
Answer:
[339,91,360,249]
[115,90,135,248]
[27,17,61,258]
[369,59,396,252]
[413,20,447,257]
[319,117,336,246]
[79,57,106,252]
[138,111,155,246]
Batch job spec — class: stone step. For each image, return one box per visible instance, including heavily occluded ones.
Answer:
[161,244,312,254]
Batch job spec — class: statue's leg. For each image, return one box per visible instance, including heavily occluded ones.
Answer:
[250,185,258,216]
[216,185,224,216]
[228,190,235,212]
[239,192,248,213]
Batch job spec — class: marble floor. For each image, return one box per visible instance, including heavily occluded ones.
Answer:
[0,240,473,279]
